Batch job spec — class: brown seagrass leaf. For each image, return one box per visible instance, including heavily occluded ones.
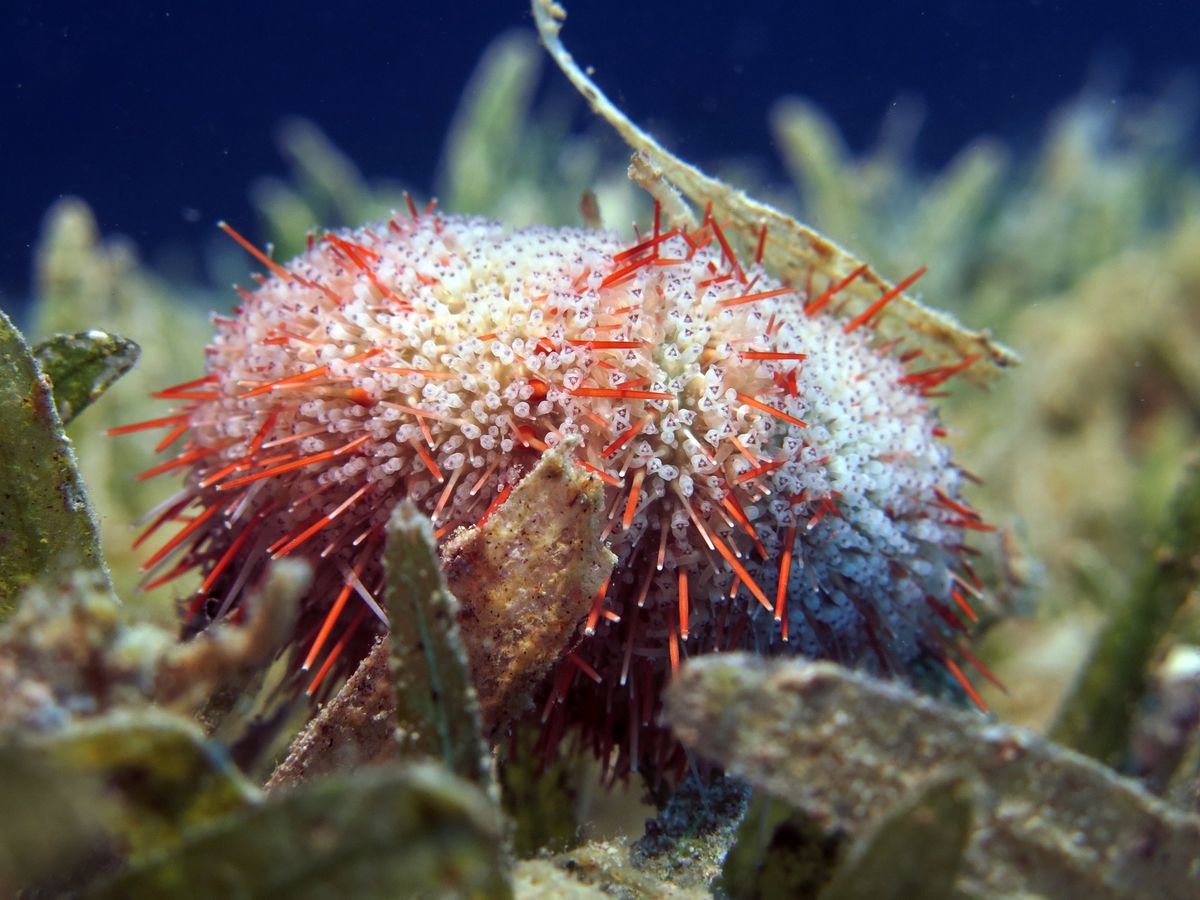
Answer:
[533,0,1018,385]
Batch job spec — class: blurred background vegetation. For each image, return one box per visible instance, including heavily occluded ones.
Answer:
[28,29,1200,722]
[5,18,1200,896]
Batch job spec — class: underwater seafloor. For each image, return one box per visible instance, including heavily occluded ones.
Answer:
[3,1,1200,897]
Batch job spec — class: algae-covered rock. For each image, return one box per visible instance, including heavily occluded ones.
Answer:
[631,776,750,891]
[514,859,610,899]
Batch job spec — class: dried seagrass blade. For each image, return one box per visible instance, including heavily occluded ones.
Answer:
[267,445,614,790]
[665,656,1200,900]
[440,440,616,732]
[89,763,511,900]
[385,501,492,792]
[265,638,398,792]
[33,330,140,425]
[0,309,111,616]
[532,0,1018,385]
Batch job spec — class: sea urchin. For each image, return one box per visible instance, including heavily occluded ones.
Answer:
[112,193,998,776]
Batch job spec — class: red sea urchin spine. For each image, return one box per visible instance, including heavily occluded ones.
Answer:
[112,199,995,776]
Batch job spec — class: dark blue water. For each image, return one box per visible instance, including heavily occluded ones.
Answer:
[2,0,1195,310]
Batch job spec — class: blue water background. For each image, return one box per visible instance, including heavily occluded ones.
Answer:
[2,0,1196,310]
